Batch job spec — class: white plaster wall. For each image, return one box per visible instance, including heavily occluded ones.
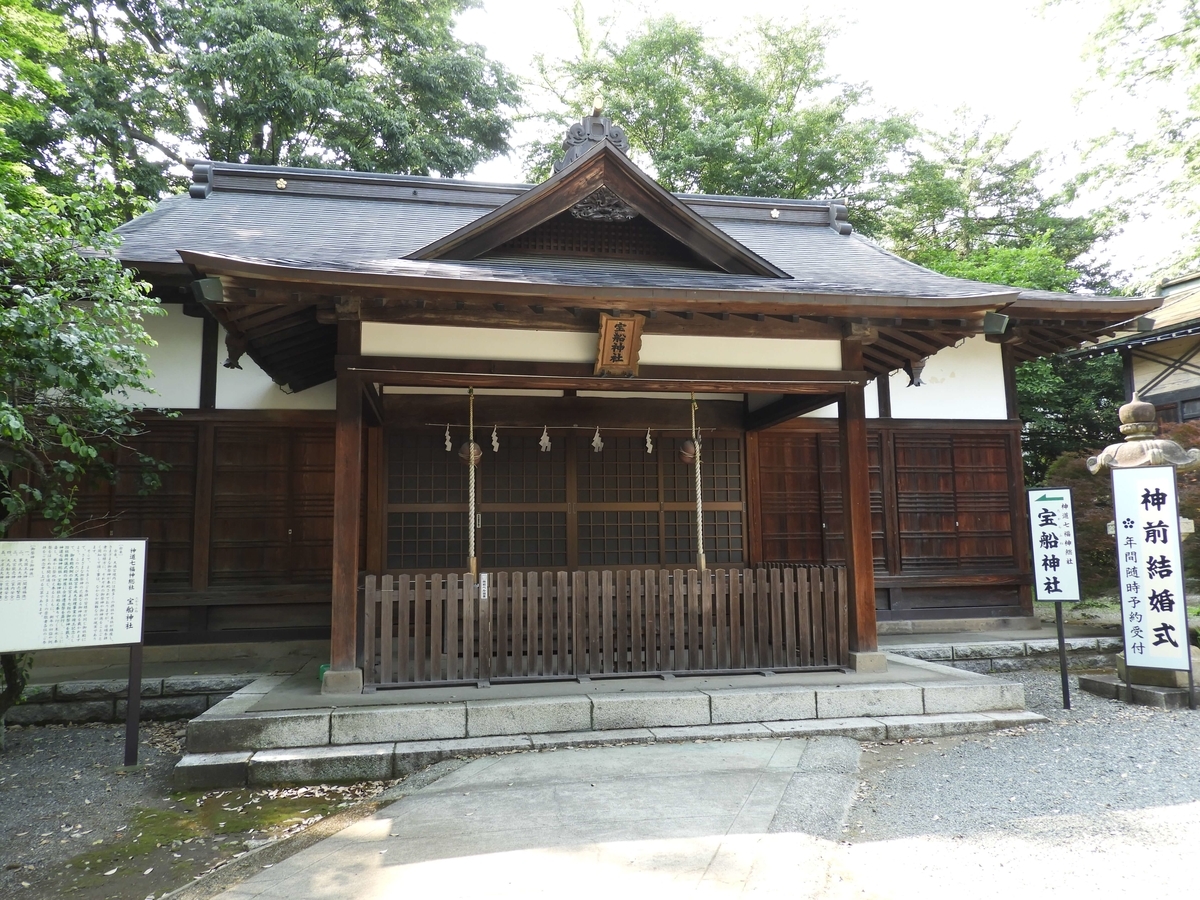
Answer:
[886,335,1007,420]
[215,355,336,410]
[639,334,841,369]
[360,322,842,370]
[126,304,202,409]
[1133,336,1200,397]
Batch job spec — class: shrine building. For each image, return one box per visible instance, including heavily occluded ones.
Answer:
[15,115,1159,692]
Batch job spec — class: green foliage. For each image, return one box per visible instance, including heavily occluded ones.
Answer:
[26,1,518,201]
[1086,0,1200,274]
[0,0,66,205]
[527,10,913,236]
[0,189,163,536]
[1016,355,1125,485]
[879,120,1117,292]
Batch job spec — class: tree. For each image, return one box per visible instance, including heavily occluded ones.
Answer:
[28,1,519,201]
[0,0,66,205]
[880,118,1116,293]
[0,187,163,739]
[527,10,914,236]
[1085,0,1200,274]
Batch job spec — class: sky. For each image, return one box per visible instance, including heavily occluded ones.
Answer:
[453,0,1186,285]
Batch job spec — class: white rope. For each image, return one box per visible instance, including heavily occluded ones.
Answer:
[468,387,477,576]
[691,392,705,572]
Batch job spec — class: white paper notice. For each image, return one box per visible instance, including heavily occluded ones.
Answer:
[1027,487,1081,602]
[1110,467,1193,671]
[0,540,146,653]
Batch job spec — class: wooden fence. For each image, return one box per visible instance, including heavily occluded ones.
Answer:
[362,566,847,686]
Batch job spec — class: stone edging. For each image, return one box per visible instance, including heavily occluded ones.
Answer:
[889,636,1123,674]
[4,674,261,726]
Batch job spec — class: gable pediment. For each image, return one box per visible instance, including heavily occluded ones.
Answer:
[411,138,789,278]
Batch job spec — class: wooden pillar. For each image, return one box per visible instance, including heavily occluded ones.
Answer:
[328,320,364,688]
[839,339,878,654]
[1001,343,1035,616]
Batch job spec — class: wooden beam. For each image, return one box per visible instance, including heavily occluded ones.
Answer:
[838,339,878,653]
[199,314,219,409]
[744,393,839,431]
[876,373,892,418]
[330,322,364,676]
[1000,342,1020,420]
[339,354,865,395]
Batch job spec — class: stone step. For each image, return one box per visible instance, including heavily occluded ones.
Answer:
[174,710,1048,789]
[185,677,1028,754]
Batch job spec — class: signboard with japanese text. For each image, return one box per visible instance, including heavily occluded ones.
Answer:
[1111,467,1193,671]
[594,313,644,377]
[0,540,146,653]
[1027,488,1081,602]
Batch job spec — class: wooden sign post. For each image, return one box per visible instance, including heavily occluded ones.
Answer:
[1028,488,1082,709]
[0,539,149,763]
[1110,466,1196,709]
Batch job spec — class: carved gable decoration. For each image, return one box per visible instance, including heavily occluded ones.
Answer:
[595,313,645,377]
[570,185,637,222]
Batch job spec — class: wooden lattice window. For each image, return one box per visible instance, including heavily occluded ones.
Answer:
[488,210,712,266]
[383,428,744,571]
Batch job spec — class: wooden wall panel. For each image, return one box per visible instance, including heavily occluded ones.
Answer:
[210,427,292,584]
[894,434,957,570]
[752,420,1027,619]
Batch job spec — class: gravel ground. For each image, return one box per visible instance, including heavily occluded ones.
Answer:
[848,670,1200,844]
[0,721,180,896]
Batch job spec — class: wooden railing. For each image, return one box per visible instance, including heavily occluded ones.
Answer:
[362,566,848,686]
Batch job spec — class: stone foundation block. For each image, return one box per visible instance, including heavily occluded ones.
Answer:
[816,684,922,719]
[952,642,1023,660]
[590,691,710,730]
[705,686,816,724]
[649,722,772,743]
[4,700,113,725]
[949,660,993,674]
[530,728,655,750]
[764,717,887,741]
[173,752,252,790]
[393,736,533,776]
[20,684,54,704]
[331,704,465,744]
[162,674,257,697]
[982,711,1049,728]
[117,695,208,721]
[248,743,394,786]
[922,681,1023,714]
[882,713,998,739]
[1025,638,1099,656]
[466,696,592,737]
[56,678,163,701]
[893,646,953,662]
[188,709,331,753]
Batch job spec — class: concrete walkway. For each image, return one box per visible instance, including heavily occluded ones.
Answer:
[212,737,863,900]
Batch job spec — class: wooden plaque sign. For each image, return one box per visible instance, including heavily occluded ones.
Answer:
[595,313,645,377]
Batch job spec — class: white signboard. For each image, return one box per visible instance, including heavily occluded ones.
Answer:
[1111,467,1193,671]
[1028,488,1081,602]
[0,540,146,653]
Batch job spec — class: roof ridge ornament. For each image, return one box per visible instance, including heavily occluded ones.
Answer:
[553,113,630,173]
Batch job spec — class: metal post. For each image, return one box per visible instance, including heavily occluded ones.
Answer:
[1054,602,1071,710]
[123,642,143,766]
